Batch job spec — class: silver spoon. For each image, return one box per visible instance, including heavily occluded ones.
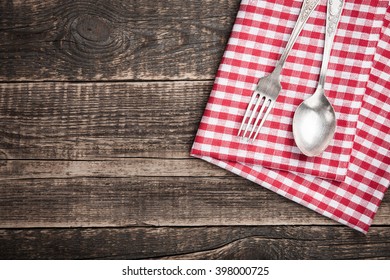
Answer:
[293,0,344,157]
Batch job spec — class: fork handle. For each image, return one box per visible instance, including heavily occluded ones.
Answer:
[275,0,321,72]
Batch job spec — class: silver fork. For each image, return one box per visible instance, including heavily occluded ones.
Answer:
[237,0,320,141]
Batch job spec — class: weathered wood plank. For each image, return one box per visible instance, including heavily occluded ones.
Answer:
[0,81,211,159]
[0,226,389,259]
[161,226,390,260]
[0,176,389,228]
[0,176,334,228]
[0,0,239,81]
[0,159,232,179]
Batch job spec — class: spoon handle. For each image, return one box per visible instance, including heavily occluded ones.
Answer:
[275,0,321,71]
[318,0,345,88]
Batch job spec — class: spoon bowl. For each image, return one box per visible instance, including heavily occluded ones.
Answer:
[292,88,336,157]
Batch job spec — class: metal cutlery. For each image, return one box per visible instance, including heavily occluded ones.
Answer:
[293,0,344,156]
[237,0,321,141]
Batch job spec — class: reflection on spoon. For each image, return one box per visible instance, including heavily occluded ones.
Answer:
[293,88,336,156]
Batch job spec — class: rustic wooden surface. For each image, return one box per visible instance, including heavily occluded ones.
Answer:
[0,0,389,260]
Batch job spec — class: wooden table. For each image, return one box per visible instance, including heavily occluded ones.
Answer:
[0,0,389,260]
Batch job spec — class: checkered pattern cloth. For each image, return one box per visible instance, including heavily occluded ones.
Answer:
[191,0,390,233]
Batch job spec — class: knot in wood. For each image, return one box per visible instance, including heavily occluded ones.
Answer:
[75,15,111,42]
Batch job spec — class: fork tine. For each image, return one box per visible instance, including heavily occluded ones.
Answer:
[237,93,257,136]
[242,93,263,138]
[248,94,267,139]
[251,99,274,140]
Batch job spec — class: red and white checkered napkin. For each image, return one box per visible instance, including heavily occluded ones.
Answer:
[191,0,390,233]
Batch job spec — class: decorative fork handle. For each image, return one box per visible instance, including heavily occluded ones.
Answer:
[318,0,344,88]
[275,0,321,71]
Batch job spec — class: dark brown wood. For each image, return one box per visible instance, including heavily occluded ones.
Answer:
[0,161,389,228]
[0,176,334,228]
[0,82,210,159]
[0,0,239,81]
[0,226,389,260]
[0,159,232,179]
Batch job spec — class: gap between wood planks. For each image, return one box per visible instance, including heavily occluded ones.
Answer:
[0,79,216,84]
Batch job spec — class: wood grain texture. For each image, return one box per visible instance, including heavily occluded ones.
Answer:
[0,159,388,228]
[0,159,232,179]
[0,176,335,228]
[0,82,210,159]
[0,226,389,259]
[0,0,239,81]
